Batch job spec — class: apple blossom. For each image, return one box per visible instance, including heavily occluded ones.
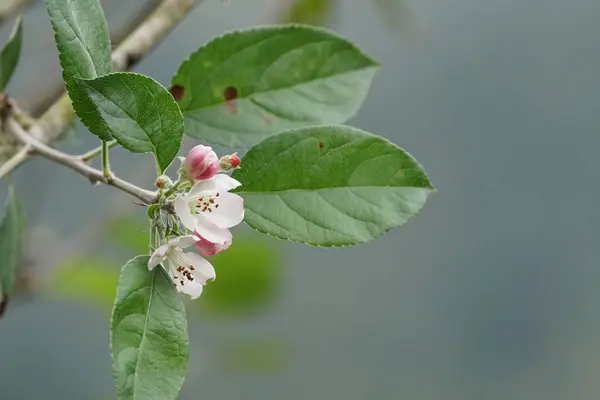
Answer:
[174,174,244,244]
[148,235,216,299]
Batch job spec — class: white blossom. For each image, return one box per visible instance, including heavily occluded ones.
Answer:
[174,174,244,244]
[148,235,215,299]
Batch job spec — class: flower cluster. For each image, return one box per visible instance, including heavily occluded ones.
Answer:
[148,145,243,299]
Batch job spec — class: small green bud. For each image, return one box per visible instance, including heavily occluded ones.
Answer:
[155,175,173,189]
[219,153,241,171]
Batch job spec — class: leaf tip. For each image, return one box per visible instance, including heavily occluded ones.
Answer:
[13,15,23,32]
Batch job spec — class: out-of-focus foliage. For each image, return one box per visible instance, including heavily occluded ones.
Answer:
[108,215,150,254]
[0,16,22,91]
[199,233,281,315]
[282,0,334,26]
[372,0,412,32]
[217,337,290,373]
[46,257,119,310]
[281,0,412,32]
[0,185,26,314]
[48,215,281,315]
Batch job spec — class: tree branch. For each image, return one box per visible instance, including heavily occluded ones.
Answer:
[0,0,34,26]
[0,0,201,176]
[111,0,199,72]
[5,116,158,204]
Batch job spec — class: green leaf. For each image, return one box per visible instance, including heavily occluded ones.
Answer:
[172,25,379,148]
[0,16,23,91]
[74,72,184,172]
[111,256,189,400]
[0,185,26,310]
[45,0,111,79]
[232,125,434,246]
[45,0,112,140]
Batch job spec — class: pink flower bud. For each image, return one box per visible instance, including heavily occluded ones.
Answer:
[219,153,241,171]
[183,145,220,181]
[194,233,232,257]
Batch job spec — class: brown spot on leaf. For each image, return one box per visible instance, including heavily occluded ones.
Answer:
[170,85,185,101]
[223,86,238,101]
[223,86,239,114]
[261,115,273,125]
[223,86,238,114]
[318,142,324,148]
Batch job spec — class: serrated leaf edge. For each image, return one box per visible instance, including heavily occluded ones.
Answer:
[232,124,435,247]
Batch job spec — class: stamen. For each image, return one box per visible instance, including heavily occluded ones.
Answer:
[193,193,222,213]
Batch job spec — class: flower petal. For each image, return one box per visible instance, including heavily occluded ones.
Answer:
[188,178,218,198]
[174,195,195,231]
[169,235,200,249]
[204,192,245,228]
[195,234,232,257]
[183,252,216,283]
[194,218,232,244]
[148,244,169,270]
[213,174,242,191]
[178,280,203,300]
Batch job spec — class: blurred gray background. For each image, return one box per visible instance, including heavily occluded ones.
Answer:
[0,0,599,399]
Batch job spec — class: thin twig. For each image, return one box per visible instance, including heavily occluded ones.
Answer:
[5,117,158,204]
[79,139,118,162]
[0,143,30,179]
[111,0,199,71]
[0,0,34,25]
[100,140,111,178]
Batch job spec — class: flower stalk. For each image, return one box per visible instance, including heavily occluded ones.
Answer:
[80,139,117,162]
[101,140,112,178]
[162,178,186,198]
